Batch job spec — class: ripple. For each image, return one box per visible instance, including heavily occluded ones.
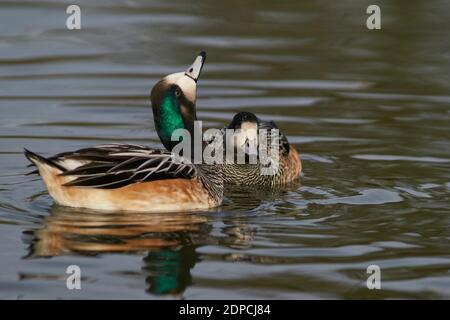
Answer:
[340,92,450,104]
[206,79,371,90]
[197,244,382,258]
[178,36,300,49]
[290,136,367,144]
[197,96,326,109]
[353,154,450,163]
[394,187,432,199]
[312,189,403,205]
[300,154,335,163]
[372,241,422,249]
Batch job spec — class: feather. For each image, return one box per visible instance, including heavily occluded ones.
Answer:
[26,144,197,189]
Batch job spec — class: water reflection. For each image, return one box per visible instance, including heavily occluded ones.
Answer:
[20,186,282,296]
[23,205,210,295]
[143,246,198,295]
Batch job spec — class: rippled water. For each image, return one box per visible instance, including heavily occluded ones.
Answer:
[0,0,449,299]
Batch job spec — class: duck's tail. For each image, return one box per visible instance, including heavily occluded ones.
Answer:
[23,149,73,206]
[24,149,66,175]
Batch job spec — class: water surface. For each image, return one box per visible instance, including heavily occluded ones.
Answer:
[0,0,449,299]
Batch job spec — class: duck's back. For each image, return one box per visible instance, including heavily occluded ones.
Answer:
[25,144,222,212]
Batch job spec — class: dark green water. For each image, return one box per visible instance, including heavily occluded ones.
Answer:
[0,0,449,299]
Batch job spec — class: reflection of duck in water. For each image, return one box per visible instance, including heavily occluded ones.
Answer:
[22,202,263,295]
[23,205,209,295]
[143,246,198,296]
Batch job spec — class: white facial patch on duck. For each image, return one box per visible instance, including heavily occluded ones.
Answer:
[227,121,258,156]
[238,122,258,148]
[163,72,197,104]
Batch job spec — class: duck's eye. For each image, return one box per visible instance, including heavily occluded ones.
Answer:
[175,88,182,97]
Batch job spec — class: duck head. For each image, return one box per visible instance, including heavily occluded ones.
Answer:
[226,111,259,160]
[150,51,206,151]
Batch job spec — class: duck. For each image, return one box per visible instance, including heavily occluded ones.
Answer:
[24,51,223,213]
[221,111,302,187]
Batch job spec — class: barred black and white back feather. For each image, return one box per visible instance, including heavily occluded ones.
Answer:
[26,144,197,189]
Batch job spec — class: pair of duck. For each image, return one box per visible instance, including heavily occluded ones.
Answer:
[25,52,302,212]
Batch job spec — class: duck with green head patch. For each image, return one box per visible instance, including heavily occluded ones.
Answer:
[24,51,223,213]
[151,53,204,152]
[158,87,185,143]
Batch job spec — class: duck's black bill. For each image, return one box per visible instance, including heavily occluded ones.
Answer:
[185,51,206,82]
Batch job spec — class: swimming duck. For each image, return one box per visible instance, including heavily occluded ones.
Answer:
[24,51,223,212]
[221,111,301,186]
